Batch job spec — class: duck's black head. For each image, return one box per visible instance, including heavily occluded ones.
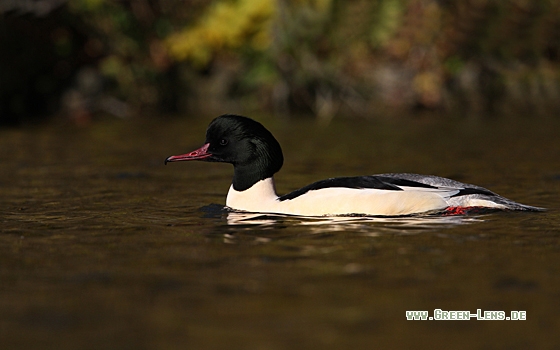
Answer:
[165,114,284,191]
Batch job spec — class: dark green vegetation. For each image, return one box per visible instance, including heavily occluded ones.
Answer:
[2,0,560,125]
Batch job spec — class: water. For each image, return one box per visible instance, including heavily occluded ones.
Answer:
[1,115,559,349]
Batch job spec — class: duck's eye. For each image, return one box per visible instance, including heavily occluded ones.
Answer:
[219,139,228,146]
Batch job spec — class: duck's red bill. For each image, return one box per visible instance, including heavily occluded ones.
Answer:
[165,143,211,164]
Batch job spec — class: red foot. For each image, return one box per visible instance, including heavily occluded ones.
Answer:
[443,206,475,216]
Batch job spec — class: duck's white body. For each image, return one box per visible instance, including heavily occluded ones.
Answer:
[226,178,452,216]
[226,177,512,216]
[166,115,542,217]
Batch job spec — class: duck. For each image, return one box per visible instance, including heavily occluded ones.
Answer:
[165,114,543,216]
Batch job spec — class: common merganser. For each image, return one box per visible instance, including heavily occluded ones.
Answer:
[165,114,543,216]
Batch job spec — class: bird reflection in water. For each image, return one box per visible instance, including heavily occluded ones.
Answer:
[222,209,484,234]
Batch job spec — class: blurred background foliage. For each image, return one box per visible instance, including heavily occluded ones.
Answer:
[1,0,560,125]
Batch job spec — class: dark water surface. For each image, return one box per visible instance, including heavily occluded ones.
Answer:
[1,115,559,349]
